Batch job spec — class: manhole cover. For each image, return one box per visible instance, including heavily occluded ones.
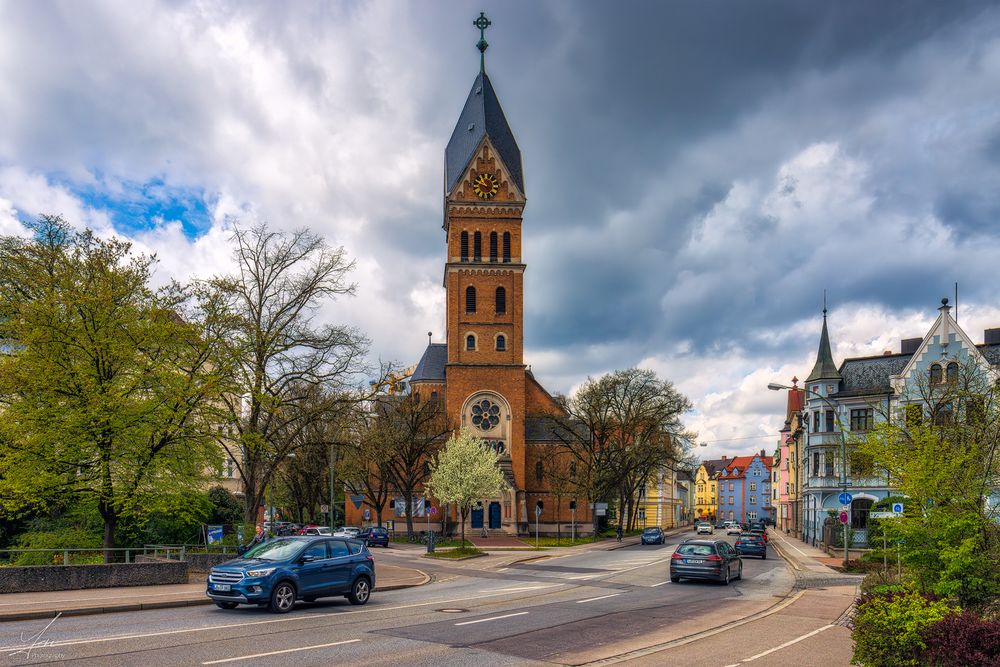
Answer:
[437,608,467,613]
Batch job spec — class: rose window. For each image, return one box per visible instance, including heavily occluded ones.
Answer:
[471,398,501,430]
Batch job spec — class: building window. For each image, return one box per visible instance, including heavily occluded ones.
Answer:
[496,335,506,351]
[729,496,734,505]
[729,482,734,491]
[905,404,923,427]
[465,286,476,313]
[637,508,646,521]
[535,460,544,482]
[495,287,506,314]
[225,458,235,478]
[466,334,476,351]
[813,411,820,432]
[460,231,469,262]
[747,511,757,521]
[933,402,953,425]
[930,363,942,385]
[430,391,438,401]
[473,231,482,261]
[946,362,959,384]
[825,410,835,432]
[569,461,577,477]
[850,408,873,431]
[749,496,756,505]
[785,482,789,494]
[749,482,757,492]
[502,232,511,262]
[812,452,820,476]
[489,231,498,261]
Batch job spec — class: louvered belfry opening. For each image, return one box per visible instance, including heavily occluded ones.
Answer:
[460,231,469,261]
[495,286,506,314]
[489,231,498,261]
[502,232,511,262]
[473,231,482,261]
[466,286,477,313]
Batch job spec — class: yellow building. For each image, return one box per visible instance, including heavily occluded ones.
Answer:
[695,458,730,521]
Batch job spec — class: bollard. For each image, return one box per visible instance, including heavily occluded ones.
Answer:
[63,550,69,565]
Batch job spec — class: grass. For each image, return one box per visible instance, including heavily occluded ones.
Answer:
[532,536,600,547]
[424,546,484,559]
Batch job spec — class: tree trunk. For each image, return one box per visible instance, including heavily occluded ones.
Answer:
[403,491,416,538]
[460,506,467,547]
[98,500,117,564]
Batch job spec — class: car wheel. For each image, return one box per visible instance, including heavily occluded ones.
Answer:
[736,563,743,581]
[347,576,371,606]
[722,566,731,585]
[671,575,681,583]
[762,553,767,559]
[269,582,296,614]
[215,601,238,609]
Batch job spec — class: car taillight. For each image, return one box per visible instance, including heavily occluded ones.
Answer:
[671,553,684,560]
[706,555,723,562]
[366,554,374,562]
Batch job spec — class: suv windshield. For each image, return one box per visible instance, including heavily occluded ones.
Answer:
[242,539,304,562]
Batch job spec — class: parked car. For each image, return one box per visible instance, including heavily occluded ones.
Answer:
[749,528,768,543]
[670,539,742,584]
[300,526,332,536]
[334,526,360,539]
[726,523,742,535]
[206,536,376,613]
[640,527,665,545]
[734,534,767,559]
[714,520,727,529]
[356,526,389,548]
[696,522,714,535]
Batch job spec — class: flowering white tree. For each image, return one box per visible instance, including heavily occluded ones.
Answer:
[427,427,506,547]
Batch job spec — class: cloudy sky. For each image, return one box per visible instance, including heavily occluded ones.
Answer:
[2,0,1000,460]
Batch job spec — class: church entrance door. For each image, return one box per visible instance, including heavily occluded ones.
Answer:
[471,506,484,529]
[489,502,501,529]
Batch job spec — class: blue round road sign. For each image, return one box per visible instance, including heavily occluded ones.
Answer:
[892,503,904,514]
[839,492,853,505]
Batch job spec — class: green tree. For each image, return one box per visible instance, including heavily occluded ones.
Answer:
[426,427,506,546]
[0,216,223,558]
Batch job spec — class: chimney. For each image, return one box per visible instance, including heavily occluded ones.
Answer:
[883,350,892,356]
[721,455,727,460]
[760,449,765,457]
[985,328,1000,345]
[901,337,921,354]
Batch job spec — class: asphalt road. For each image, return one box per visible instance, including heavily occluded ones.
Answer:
[0,532,793,667]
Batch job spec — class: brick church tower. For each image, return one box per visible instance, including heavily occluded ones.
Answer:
[408,14,583,536]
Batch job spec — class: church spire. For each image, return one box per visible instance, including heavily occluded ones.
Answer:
[806,305,841,382]
[474,12,491,74]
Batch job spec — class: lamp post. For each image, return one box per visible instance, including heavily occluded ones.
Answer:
[768,382,850,566]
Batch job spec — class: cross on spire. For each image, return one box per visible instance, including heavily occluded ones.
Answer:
[474,12,491,73]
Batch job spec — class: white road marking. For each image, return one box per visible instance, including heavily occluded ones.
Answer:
[0,589,550,654]
[576,593,621,604]
[454,611,528,626]
[738,624,835,662]
[477,585,560,593]
[650,581,672,587]
[567,574,600,580]
[201,639,360,664]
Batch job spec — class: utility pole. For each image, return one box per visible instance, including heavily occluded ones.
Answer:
[328,441,336,532]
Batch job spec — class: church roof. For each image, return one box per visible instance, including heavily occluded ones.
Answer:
[444,72,523,196]
[410,343,448,382]
[806,312,842,382]
[524,415,588,442]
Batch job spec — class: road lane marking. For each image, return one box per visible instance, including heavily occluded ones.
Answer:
[201,639,360,664]
[477,585,560,593]
[738,624,835,662]
[0,588,554,654]
[454,611,528,626]
[576,593,621,603]
[650,581,672,587]
[567,574,600,580]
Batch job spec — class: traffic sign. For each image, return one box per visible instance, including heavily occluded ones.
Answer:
[363,509,371,521]
[429,506,437,515]
[838,511,849,524]
[534,505,542,518]
[892,503,904,514]
[384,520,394,530]
[838,492,853,505]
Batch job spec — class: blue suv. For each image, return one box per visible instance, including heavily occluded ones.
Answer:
[207,536,376,613]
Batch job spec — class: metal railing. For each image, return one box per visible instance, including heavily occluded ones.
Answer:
[0,543,240,566]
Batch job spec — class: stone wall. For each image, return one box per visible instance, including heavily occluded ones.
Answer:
[0,561,189,593]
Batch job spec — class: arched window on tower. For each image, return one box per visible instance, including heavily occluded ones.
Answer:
[930,363,942,385]
[495,287,506,314]
[473,231,482,261]
[489,232,498,262]
[465,286,476,313]
[460,231,469,262]
[946,362,959,384]
[502,232,511,262]
[496,335,506,351]
[466,334,476,351]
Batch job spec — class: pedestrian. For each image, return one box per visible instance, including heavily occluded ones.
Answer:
[616,525,623,542]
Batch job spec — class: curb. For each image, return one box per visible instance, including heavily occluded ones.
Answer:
[0,571,433,624]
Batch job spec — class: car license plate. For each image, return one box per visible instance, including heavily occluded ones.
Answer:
[686,559,704,564]
[213,583,231,591]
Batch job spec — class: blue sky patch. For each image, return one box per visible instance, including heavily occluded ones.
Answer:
[71,174,212,238]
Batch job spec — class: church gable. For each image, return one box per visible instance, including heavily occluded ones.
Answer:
[450,138,525,205]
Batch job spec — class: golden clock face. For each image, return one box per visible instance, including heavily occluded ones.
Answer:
[472,172,499,200]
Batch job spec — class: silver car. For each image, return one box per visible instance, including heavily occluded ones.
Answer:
[695,522,714,535]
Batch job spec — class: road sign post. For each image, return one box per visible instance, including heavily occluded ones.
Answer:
[534,504,542,548]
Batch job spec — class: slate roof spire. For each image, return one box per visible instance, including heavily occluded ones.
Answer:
[806,306,842,382]
[444,14,523,198]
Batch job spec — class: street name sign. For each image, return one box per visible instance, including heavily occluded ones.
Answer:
[871,511,898,519]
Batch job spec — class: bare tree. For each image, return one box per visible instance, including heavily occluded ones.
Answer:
[341,404,395,527]
[203,223,373,525]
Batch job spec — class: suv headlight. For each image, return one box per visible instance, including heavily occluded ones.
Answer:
[246,567,276,578]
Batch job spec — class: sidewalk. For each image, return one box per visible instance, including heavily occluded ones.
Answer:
[767,530,865,588]
[0,562,429,623]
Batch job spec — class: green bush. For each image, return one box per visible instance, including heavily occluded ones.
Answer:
[12,528,103,565]
[850,589,957,666]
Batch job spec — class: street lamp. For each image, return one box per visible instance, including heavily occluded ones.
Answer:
[768,382,850,566]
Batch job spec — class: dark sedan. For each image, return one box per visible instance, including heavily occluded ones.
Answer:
[735,534,767,559]
[670,539,742,584]
[640,527,664,545]
[355,526,389,548]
